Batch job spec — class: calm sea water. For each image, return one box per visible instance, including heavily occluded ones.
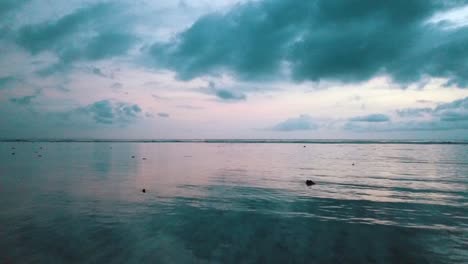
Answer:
[1,142,467,263]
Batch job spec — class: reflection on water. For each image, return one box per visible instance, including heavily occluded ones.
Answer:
[0,143,467,263]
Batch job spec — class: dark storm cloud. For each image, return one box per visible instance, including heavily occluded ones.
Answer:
[272,115,318,131]
[349,114,390,122]
[14,3,137,75]
[150,0,468,86]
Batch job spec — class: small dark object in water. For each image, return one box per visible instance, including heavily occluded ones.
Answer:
[352,163,355,166]
[11,152,15,155]
[303,145,306,148]
[38,155,42,158]
[131,155,135,158]
[142,158,147,160]
[142,188,146,193]
[306,180,315,186]
[39,147,43,149]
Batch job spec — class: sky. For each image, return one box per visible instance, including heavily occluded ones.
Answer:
[1,0,468,140]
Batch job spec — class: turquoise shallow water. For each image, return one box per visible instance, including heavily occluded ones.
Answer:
[0,142,467,263]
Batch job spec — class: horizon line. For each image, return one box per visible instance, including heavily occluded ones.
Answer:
[1,139,468,144]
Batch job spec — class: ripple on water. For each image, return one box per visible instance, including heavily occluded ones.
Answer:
[0,142,467,263]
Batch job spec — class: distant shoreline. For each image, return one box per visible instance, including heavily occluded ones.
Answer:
[1,139,467,144]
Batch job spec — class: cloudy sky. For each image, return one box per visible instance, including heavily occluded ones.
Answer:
[1,0,468,139]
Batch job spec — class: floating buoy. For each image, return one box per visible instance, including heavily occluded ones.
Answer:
[131,155,135,158]
[142,188,146,193]
[352,163,355,166]
[306,180,316,186]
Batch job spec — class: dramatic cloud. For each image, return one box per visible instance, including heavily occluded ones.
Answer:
[349,114,390,122]
[150,0,468,86]
[14,3,137,74]
[272,115,318,131]
[1,0,468,139]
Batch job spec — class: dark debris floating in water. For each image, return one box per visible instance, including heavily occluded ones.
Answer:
[306,180,316,186]
[142,189,146,193]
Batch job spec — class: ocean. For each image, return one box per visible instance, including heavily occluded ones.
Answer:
[1,142,467,263]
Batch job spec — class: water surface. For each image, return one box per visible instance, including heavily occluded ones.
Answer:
[1,142,467,263]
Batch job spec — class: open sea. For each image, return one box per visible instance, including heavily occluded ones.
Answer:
[0,141,467,263]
